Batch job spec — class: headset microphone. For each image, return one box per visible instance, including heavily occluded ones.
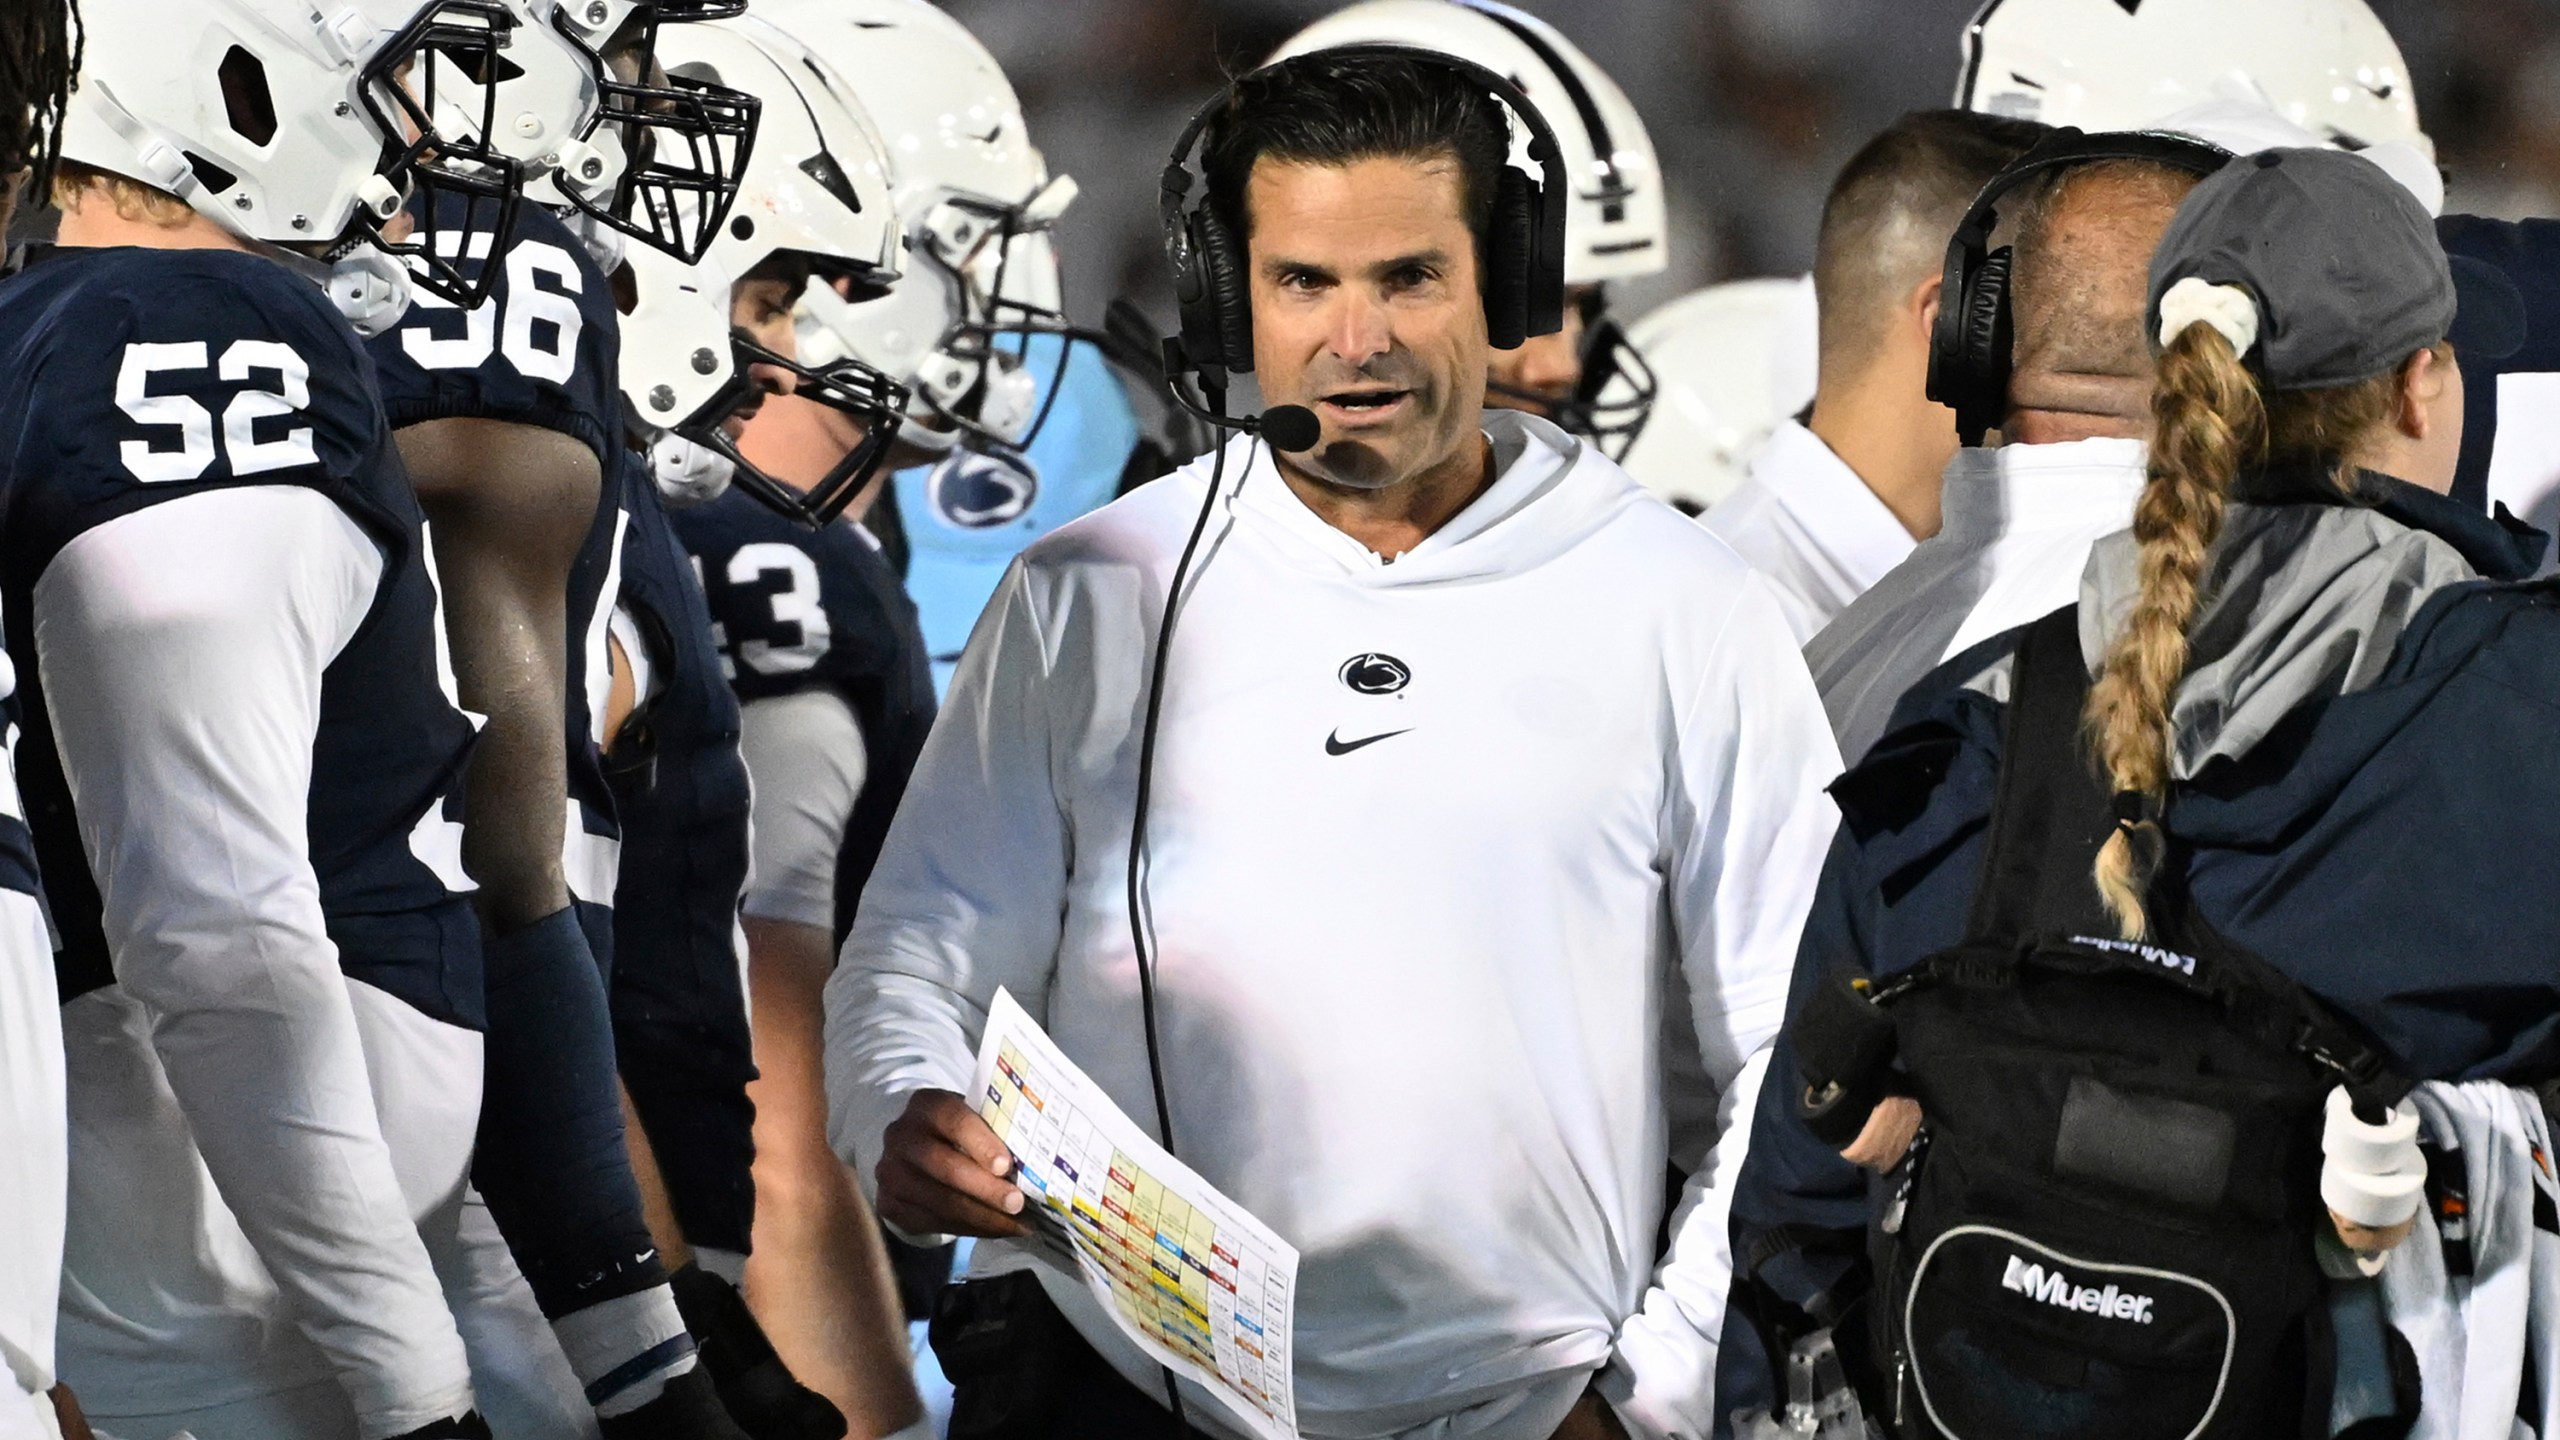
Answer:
[1254,404,1322,454]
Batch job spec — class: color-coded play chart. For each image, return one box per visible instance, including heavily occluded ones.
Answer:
[972,987,1300,1440]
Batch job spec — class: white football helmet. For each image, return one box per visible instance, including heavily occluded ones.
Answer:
[619,14,908,527]
[550,0,733,54]
[756,0,1079,452]
[1957,0,2432,163]
[617,238,742,503]
[423,0,613,201]
[61,0,532,307]
[1609,278,1821,515]
[1268,0,1667,286]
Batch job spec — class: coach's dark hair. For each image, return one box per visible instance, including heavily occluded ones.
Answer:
[1201,52,1510,250]
[1813,109,2048,366]
[2,0,81,197]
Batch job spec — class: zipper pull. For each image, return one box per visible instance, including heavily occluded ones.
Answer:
[1879,1127,1929,1235]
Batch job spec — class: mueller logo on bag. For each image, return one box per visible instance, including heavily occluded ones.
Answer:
[2068,934,2201,977]
[2001,1252,2156,1323]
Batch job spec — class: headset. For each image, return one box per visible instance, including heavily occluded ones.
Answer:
[1926,126,2234,446]
[1156,42,1571,393]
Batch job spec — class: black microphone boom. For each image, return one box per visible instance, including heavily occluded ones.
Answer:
[1156,337,1322,454]
[1160,379,1321,454]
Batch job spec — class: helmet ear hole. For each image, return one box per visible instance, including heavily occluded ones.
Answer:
[218,46,277,146]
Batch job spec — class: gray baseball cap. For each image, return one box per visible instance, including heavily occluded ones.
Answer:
[2147,146,2524,391]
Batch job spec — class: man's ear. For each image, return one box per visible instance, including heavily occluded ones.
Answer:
[1911,272,1945,347]
[2397,347,2445,441]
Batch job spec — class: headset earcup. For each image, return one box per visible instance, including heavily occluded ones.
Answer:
[1926,243,2016,446]
[1958,245,2016,442]
[1484,168,1535,351]
[1195,205,1256,373]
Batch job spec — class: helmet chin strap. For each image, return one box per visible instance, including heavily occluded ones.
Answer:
[245,238,418,338]
[649,430,736,505]
[970,354,1041,443]
[317,246,416,337]
[896,418,959,456]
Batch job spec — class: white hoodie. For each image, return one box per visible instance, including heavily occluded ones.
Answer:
[826,413,1842,1439]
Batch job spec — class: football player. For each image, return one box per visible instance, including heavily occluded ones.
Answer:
[738,0,1078,501]
[361,3,768,1432]
[0,8,79,1438]
[610,14,927,1437]
[1608,279,1820,517]
[4,1,547,1434]
[1266,0,1669,457]
[747,0,1148,702]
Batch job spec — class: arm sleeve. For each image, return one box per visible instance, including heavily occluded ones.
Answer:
[737,689,867,933]
[1602,575,1846,1440]
[32,487,474,1436]
[824,561,1068,1196]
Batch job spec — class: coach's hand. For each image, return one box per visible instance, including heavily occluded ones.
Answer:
[877,1088,1032,1239]
[1841,1095,1925,1172]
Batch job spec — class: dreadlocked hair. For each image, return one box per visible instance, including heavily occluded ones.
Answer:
[2083,321,2420,938]
[2,0,82,200]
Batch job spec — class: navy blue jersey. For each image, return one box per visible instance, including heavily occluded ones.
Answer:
[0,247,481,1024]
[672,490,937,944]
[609,460,751,990]
[367,195,626,948]
[369,196,625,465]
[607,456,757,1252]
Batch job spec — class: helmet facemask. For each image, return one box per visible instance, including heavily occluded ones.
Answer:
[1486,288,1658,459]
[664,315,910,530]
[806,180,1078,454]
[356,0,525,307]
[1557,307,1658,461]
[552,5,757,263]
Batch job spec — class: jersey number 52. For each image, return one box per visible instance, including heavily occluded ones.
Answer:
[115,339,316,484]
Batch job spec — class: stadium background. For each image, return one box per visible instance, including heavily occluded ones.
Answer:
[945,0,2560,332]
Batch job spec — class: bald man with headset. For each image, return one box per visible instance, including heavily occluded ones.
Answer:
[823,45,1840,1440]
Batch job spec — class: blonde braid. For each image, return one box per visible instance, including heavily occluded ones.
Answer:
[2084,323,2263,938]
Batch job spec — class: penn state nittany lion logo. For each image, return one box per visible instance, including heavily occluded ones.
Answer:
[926,447,1040,529]
[1338,653,1411,694]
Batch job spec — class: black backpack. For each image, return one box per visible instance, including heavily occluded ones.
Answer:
[1787,605,2410,1440]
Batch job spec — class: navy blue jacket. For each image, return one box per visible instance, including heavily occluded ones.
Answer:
[1715,474,2560,1429]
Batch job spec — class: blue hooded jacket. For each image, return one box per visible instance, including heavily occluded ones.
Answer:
[1714,466,2560,1430]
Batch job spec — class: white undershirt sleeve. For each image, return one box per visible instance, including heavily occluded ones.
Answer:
[824,561,1067,1196]
[738,689,867,934]
[1604,572,1845,1440]
[33,486,473,1437]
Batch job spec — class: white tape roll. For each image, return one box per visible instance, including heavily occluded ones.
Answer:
[2320,1086,2425,1229]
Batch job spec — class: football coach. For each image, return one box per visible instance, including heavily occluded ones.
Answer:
[825,44,1842,1440]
